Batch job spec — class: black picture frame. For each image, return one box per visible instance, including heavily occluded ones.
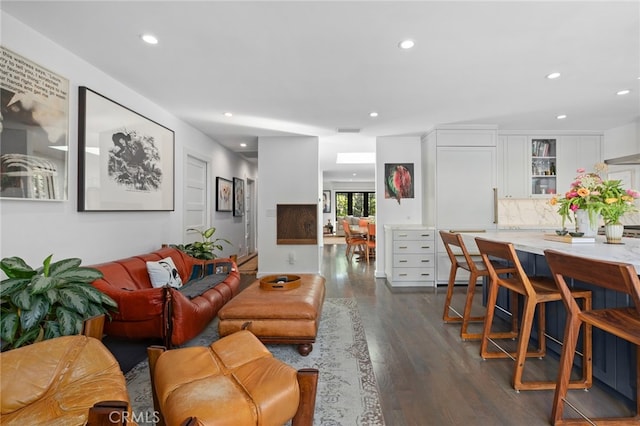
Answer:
[323,190,331,213]
[78,86,175,211]
[233,177,245,217]
[216,177,232,212]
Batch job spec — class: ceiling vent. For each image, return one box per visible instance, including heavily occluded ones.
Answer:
[336,128,361,133]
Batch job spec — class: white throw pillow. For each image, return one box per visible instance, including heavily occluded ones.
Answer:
[147,257,183,289]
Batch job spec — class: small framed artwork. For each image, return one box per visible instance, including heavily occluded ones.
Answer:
[233,177,245,217]
[384,163,414,204]
[216,177,232,212]
[78,87,175,211]
[322,190,331,213]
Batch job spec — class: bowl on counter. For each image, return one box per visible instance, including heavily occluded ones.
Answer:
[555,229,569,236]
[569,232,584,237]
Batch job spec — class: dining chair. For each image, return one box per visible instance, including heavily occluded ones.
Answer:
[545,249,640,424]
[343,220,367,261]
[475,237,592,391]
[439,231,516,340]
[365,222,376,263]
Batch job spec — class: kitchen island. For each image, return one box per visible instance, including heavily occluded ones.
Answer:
[458,230,638,405]
[459,230,640,274]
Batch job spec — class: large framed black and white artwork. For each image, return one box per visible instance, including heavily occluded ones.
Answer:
[78,87,174,211]
[233,177,244,217]
[216,177,232,212]
[0,46,69,201]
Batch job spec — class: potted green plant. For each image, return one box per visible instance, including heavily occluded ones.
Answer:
[0,255,118,351]
[172,227,231,260]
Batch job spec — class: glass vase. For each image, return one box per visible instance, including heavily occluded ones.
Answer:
[574,209,599,237]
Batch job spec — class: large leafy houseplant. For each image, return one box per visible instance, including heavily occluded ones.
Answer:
[0,255,117,350]
[172,227,230,260]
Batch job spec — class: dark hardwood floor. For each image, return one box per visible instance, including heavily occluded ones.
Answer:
[319,242,634,425]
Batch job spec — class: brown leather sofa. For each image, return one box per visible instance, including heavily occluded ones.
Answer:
[89,246,240,347]
[0,335,133,425]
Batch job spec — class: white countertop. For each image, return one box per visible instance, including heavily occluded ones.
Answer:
[383,224,436,230]
[458,230,640,274]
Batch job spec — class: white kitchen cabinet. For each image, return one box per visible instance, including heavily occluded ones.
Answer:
[498,135,528,198]
[435,141,497,286]
[557,135,602,194]
[384,226,435,288]
[530,137,558,196]
[496,133,602,199]
[436,146,498,230]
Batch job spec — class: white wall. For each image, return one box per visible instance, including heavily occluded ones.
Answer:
[0,12,257,266]
[375,136,423,277]
[257,136,320,275]
[603,120,640,190]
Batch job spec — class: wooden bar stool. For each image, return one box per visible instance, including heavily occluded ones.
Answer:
[545,249,640,425]
[475,237,592,391]
[439,231,516,340]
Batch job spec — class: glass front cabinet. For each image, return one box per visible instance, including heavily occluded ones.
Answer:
[530,138,557,196]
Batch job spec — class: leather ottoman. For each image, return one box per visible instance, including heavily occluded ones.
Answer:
[147,330,318,426]
[218,274,326,356]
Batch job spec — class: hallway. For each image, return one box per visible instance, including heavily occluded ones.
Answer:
[319,242,634,425]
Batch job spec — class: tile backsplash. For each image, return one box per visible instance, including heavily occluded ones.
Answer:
[498,198,640,229]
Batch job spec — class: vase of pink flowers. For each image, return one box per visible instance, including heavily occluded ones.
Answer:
[550,164,639,239]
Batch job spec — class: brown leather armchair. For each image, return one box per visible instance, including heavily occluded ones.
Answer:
[0,335,133,425]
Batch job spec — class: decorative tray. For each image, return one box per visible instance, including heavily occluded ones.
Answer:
[259,274,301,291]
[543,234,596,244]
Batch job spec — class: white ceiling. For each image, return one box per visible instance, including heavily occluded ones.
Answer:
[2,1,639,183]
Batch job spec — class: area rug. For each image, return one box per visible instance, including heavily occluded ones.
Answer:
[125,298,385,426]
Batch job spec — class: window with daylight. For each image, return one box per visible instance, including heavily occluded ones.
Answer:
[335,191,376,218]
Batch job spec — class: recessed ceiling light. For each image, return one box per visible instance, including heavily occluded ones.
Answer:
[556,114,567,120]
[369,112,378,118]
[223,112,233,117]
[398,39,415,49]
[616,89,631,96]
[352,173,357,176]
[240,143,247,147]
[141,34,158,45]
[546,72,561,79]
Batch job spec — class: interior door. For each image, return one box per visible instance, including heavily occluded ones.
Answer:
[183,153,209,243]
